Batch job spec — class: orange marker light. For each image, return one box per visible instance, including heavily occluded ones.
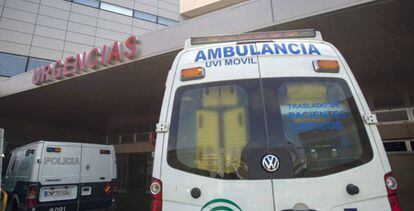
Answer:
[181,67,205,81]
[313,60,340,73]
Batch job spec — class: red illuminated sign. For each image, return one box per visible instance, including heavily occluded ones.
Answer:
[32,36,140,85]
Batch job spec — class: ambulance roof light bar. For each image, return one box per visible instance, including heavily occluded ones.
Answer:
[189,29,320,46]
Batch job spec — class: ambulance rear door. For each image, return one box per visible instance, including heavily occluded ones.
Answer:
[256,40,390,211]
[160,43,275,211]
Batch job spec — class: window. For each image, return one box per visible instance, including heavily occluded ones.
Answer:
[133,10,157,23]
[100,2,133,16]
[73,0,100,8]
[168,78,373,180]
[271,78,372,176]
[70,0,179,27]
[0,52,28,77]
[158,17,179,26]
[383,141,407,152]
[0,53,54,77]
[27,58,53,71]
[168,80,269,180]
[376,110,408,122]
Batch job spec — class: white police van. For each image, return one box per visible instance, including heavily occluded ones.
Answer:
[3,141,117,211]
[150,29,401,211]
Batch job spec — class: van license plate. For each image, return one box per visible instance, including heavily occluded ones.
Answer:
[44,190,70,197]
[39,185,77,202]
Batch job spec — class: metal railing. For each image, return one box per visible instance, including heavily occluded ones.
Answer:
[106,132,154,145]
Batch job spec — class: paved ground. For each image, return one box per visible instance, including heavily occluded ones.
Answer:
[1,191,150,211]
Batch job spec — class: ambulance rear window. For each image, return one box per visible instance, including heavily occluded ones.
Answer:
[168,80,270,179]
[168,78,373,179]
[264,78,373,177]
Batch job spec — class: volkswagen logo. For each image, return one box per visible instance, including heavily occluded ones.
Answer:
[262,154,280,172]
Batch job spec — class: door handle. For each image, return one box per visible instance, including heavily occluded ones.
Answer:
[346,184,359,195]
[191,187,201,198]
[81,186,92,196]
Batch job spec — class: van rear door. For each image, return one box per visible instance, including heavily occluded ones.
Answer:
[160,43,276,210]
[80,144,115,183]
[38,142,80,204]
[256,41,390,211]
[79,144,116,210]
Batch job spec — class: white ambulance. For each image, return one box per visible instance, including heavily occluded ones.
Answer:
[150,29,401,211]
[3,141,117,211]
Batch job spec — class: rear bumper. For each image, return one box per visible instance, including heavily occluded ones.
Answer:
[17,199,115,211]
[18,200,77,211]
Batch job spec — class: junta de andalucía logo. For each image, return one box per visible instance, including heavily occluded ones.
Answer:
[201,198,242,211]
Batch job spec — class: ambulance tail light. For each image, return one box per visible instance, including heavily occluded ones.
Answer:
[313,60,340,73]
[181,67,204,81]
[191,29,316,45]
[150,178,162,211]
[384,172,401,211]
[26,184,38,207]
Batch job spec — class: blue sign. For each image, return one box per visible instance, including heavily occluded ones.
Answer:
[195,43,321,62]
